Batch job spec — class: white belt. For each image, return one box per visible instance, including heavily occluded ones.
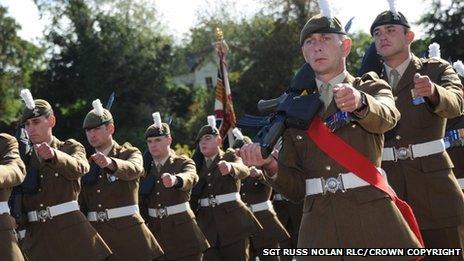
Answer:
[28,201,79,222]
[88,204,139,222]
[273,194,288,201]
[306,168,386,195]
[0,201,10,215]
[382,139,445,161]
[249,200,273,213]
[457,178,464,190]
[199,192,240,207]
[148,202,190,218]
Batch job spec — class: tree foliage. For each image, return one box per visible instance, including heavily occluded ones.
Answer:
[0,5,42,130]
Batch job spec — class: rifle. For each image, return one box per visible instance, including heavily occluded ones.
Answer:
[238,63,321,158]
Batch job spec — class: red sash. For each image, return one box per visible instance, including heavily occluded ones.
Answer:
[306,115,424,247]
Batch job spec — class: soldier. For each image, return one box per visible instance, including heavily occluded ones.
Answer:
[231,129,289,261]
[139,112,209,260]
[445,60,464,192]
[195,115,262,261]
[240,0,423,257]
[17,90,112,260]
[271,192,302,260]
[0,133,26,261]
[79,100,163,260]
[370,1,464,253]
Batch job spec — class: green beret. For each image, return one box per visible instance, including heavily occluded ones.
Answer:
[300,14,346,46]
[83,109,113,129]
[20,99,53,124]
[195,125,219,142]
[145,123,170,138]
[232,136,252,149]
[370,11,410,35]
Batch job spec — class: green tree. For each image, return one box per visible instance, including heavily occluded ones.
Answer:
[419,0,464,60]
[32,0,173,148]
[0,5,42,130]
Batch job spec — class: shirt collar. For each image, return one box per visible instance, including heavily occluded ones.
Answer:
[154,153,170,167]
[316,70,348,92]
[384,54,412,79]
[98,141,115,156]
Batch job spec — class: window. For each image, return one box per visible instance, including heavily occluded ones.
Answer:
[205,77,213,89]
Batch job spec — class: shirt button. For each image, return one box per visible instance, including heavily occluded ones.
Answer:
[54,173,59,177]
[296,135,303,140]
[242,193,246,196]
[156,180,160,184]
[207,173,211,176]
[40,175,44,178]
[325,165,331,171]
[241,183,244,186]
[351,124,356,128]
[98,204,102,208]
[207,184,211,187]
[156,192,160,195]
[38,188,42,192]
[254,182,258,185]
[98,175,102,179]
[96,189,101,193]
[396,135,401,140]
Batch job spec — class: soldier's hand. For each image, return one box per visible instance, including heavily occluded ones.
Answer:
[239,143,271,167]
[249,166,263,178]
[413,73,437,101]
[91,152,112,168]
[217,160,232,176]
[161,173,177,188]
[35,143,55,160]
[333,83,362,112]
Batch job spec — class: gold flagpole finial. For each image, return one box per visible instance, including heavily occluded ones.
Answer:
[215,27,224,42]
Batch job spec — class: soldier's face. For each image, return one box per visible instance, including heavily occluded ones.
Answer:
[147,135,172,158]
[24,115,55,144]
[85,124,114,149]
[199,134,221,157]
[373,25,414,59]
[301,33,351,76]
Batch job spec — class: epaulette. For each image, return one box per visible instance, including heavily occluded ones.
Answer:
[121,142,133,148]
[64,139,78,145]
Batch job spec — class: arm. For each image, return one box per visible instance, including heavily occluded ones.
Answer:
[224,150,250,179]
[261,133,306,203]
[426,63,464,118]
[48,139,90,180]
[109,146,144,181]
[0,134,26,188]
[174,156,199,191]
[355,77,400,134]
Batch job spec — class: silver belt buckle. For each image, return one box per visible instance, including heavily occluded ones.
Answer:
[156,207,168,218]
[37,208,52,222]
[97,210,109,221]
[322,175,345,194]
[208,196,218,207]
[394,146,413,160]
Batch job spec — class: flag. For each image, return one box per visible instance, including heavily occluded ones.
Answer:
[214,43,236,146]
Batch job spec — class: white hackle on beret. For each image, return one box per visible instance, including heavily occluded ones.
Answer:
[232,128,244,140]
[20,89,35,110]
[453,60,464,77]
[92,99,104,116]
[207,115,216,128]
[318,0,333,19]
[152,112,162,128]
[428,42,441,59]
[387,0,399,15]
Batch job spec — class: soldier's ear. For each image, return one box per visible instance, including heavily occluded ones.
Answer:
[107,123,115,135]
[341,37,352,57]
[48,115,56,128]
[406,30,415,44]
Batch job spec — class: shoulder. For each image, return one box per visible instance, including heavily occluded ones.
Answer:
[120,142,140,153]
[352,71,389,92]
[173,154,194,164]
[62,138,84,148]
